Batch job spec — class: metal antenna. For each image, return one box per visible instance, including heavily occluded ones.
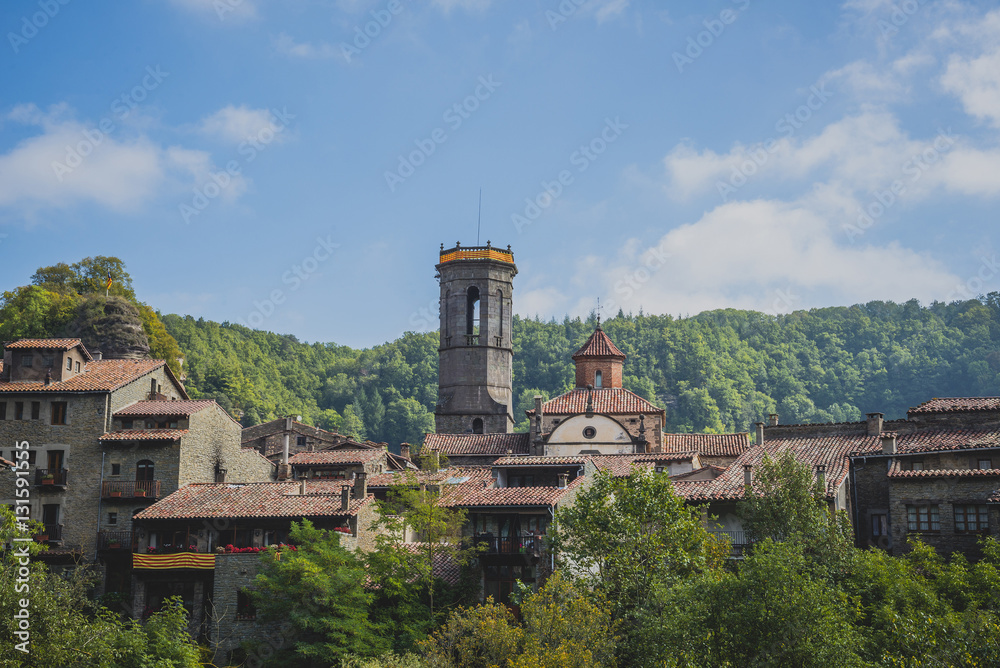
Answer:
[596,297,602,326]
[477,189,482,245]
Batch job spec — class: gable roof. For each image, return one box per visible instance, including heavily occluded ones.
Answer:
[241,418,349,447]
[115,400,216,417]
[5,338,93,360]
[133,481,373,520]
[662,432,751,457]
[591,452,699,477]
[0,358,167,393]
[529,388,663,416]
[100,429,189,442]
[572,326,626,360]
[909,397,1000,415]
[423,432,531,456]
[289,449,386,466]
[439,477,582,508]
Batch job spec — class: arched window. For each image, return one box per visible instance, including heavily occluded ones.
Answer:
[472,418,484,434]
[466,287,480,337]
[595,370,603,388]
[497,290,504,340]
[136,460,154,482]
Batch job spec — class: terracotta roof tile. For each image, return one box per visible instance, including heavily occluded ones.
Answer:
[0,358,165,393]
[289,449,385,466]
[849,427,1000,455]
[440,478,581,508]
[887,460,1000,479]
[1,456,15,468]
[909,397,1000,415]
[493,455,590,466]
[115,400,215,417]
[423,432,530,456]
[670,465,727,481]
[529,388,663,416]
[100,429,189,441]
[591,453,698,477]
[5,338,91,360]
[400,543,461,585]
[572,327,626,360]
[134,481,373,520]
[662,432,751,457]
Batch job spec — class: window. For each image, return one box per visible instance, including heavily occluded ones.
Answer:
[907,505,940,532]
[871,514,888,537]
[22,355,33,368]
[497,289,504,339]
[51,402,67,425]
[583,426,597,439]
[47,450,63,471]
[903,460,924,471]
[236,590,256,621]
[472,418,484,434]
[15,402,24,420]
[75,361,80,372]
[121,419,133,429]
[594,370,603,388]
[466,286,480,336]
[30,402,40,420]
[108,512,118,525]
[42,356,53,368]
[66,358,72,371]
[508,475,535,488]
[0,403,5,420]
[297,436,307,447]
[146,421,155,429]
[136,460,154,482]
[979,459,993,470]
[110,463,121,476]
[955,505,989,533]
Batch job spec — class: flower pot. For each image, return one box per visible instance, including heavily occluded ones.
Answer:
[109,491,122,498]
[134,490,146,498]
[109,543,121,550]
[42,479,54,485]
[36,535,49,542]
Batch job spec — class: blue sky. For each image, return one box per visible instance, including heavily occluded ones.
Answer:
[2,0,1000,348]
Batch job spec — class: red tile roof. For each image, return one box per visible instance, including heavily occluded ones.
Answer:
[400,543,461,585]
[134,481,373,520]
[662,432,751,457]
[289,449,386,466]
[887,461,1000,479]
[493,455,590,466]
[440,477,581,508]
[670,465,727,481]
[100,429,189,441]
[591,453,698,477]
[572,327,626,360]
[0,456,15,468]
[529,388,663,416]
[5,338,92,360]
[115,400,215,417]
[909,397,1000,415]
[0,358,165,393]
[849,427,1000,455]
[423,432,530,456]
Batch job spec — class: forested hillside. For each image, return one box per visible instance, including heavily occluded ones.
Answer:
[3,258,1000,443]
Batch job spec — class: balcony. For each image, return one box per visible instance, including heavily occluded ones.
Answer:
[35,468,68,487]
[474,534,542,556]
[97,530,134,551]
[35,523,63,543]
[710,530,753,558]
[465,334,480,346]
[102,480,161,499]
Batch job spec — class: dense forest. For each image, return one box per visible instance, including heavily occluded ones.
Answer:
[3,258,1000,445]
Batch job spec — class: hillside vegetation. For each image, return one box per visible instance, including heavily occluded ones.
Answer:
[3,258,1000,444]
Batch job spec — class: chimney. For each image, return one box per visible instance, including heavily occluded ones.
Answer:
[353,471,367,499]
[44,368,52,386]
[400,443,411,460]
[92,350,103,361]
[585,385,594,416]
[755,422,765,445]
[881,432,897,455]
[557,473,568,489]
[341,484,351,511]
[299,479,307,495]
[866,412,884,436]
[815,464,826,491]
[767,414,779,427]
[743,464,753,487]
[149,378,158,399]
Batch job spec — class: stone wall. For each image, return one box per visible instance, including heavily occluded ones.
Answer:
[180,405,272,487]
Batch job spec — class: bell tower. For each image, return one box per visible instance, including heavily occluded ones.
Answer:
[435,241,516,434]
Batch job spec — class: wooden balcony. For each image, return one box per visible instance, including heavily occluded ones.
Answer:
[35,523,63,543]
[35,468,68,487]
[102,480,161,499]
[475,534,542,555]
[97,530,135,551]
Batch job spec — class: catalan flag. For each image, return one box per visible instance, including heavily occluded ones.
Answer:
[105,272,113,290]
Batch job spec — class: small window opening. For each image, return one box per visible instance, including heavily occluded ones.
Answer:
[466,286,480,337]
[595,370,603,388]
[472,418,484,434]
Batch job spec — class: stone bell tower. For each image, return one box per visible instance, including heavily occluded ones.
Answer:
[435,241,516,434]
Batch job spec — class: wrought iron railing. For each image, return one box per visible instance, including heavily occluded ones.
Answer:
[35,468,68,486]
[710,530,753,557]
[475,535,542,555]
[36,524,63,542]
[97,530,134,551]
[101,480,161,499]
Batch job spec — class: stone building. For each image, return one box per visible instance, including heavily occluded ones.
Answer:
[422,432,530,466]
[241,416,351,460]
[131,478,380,658]
[435,242,517,435]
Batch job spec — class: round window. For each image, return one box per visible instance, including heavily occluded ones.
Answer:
[583,426,597,439]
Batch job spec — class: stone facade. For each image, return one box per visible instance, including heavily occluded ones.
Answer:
[573,357,623,390]
[435,244,517,434]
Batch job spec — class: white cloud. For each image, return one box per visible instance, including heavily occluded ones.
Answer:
[273,33,343,60]
[593,0,629,24]
[430,0,491,13]
[198,105,285,144]
[0,104,247,213]
[941,47,1000,127]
